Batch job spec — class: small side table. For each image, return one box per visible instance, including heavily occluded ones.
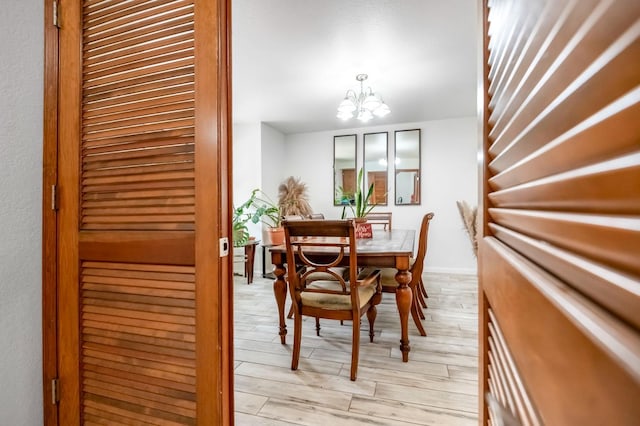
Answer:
[261,243,276,279]
[234,240,259,284]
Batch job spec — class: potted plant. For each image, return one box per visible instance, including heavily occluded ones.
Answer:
[340,168,377,237]
[232,199,253,247]
[237,188,285,245]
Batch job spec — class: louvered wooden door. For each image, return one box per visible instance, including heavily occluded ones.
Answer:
[479,0,640,424]
[56,0,232,424]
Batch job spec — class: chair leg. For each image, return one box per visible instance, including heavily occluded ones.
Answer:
[416,286,428,309]
[291,312,303,371]
[411,301,427,336]
[414,290,426,318]
[350,317,361,381]
[315,317,321,336]
[419,276,428,298]
[366,305,377,342]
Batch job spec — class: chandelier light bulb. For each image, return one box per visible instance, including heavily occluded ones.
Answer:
[338,97,357,113]
[373,103,390,117]
[336,74,390,122]
[357,108,373,122]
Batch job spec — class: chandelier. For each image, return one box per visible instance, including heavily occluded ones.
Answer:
[336,74,391,122]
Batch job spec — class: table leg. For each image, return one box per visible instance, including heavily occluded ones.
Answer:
[272,260,288,344]
[395,268,412,362]
[245,243,256,284]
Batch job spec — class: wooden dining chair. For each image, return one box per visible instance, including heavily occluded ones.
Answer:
[362,211,427,306]
[365,212,392,230]
[282,219,382,381]
[359,212,434,336]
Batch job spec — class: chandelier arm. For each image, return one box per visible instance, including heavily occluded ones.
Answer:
[345,89,358,102]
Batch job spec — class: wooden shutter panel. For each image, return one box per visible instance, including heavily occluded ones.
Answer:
[479,0,640,424]
[56,0,231,424]
[82,0,196,231]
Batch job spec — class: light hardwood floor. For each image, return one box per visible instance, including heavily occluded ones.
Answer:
[233,272,479,425]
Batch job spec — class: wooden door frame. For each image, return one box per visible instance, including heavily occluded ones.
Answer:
[42,0,58,424]
[41,0,235,423]
[477,0,490,423]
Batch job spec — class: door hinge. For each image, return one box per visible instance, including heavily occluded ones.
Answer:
[51,184,58,211]
[53,1,60,28]
[51,378,59,404]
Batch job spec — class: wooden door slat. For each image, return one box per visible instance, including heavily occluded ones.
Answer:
[490,11,640,167]
[84,15,193,56]
[490,223,640,330]
[489,96,640,189]
[83,341,195,366]
[84,394,194,426]
[84,59,194,91]
[83,327,196,351]
[84,0,179,28]
[82,188,195,201]
[85,40,194,75]
[489,208,640,276]
[488,153,640,213]
[83,1,193,40]
[82,382,195,418]
[83,370,195,401]
[83,320,195,343]
[84,144,194,164]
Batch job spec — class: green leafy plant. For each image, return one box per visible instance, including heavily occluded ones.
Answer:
[242,189,282,226]
[343,168,377,218]
[233,188,283,246]
[232,200,253,247]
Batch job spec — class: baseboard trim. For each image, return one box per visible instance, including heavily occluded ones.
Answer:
[423,266,477,275]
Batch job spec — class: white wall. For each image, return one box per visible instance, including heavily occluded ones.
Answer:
[284,117,478,273]
[0,0,44,423]
[260,123,287,202]
[233,122,263,241]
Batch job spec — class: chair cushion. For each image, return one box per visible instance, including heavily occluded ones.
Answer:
[301,280,377,310]
[305,267,349,283]
[359,267,397,288]
[359,257,418,289]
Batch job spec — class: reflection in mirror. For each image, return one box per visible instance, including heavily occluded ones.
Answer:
[334,134,357,205]
[364,132,388,205]
[395,129,421,205]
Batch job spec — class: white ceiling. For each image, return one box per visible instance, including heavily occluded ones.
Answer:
[232,0,478,134]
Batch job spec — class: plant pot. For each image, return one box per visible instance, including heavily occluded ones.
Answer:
[267,226,285,246]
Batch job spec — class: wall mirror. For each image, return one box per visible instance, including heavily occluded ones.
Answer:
[333,134,357,205]
[394,129,421,205]
[363,132,388,205]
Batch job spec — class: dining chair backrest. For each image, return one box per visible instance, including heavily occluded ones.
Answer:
[365,212,392,230]
[411,212,435,280]
[282,219,360,309]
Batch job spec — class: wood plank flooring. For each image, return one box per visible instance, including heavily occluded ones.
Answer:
[234,272,479,425]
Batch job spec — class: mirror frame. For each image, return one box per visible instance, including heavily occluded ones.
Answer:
[363,131,389,206]
[333,134,357,206]
[394,129,421,206]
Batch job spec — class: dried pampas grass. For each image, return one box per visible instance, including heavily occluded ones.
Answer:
[278,176,313,216]
[456,200,478,257]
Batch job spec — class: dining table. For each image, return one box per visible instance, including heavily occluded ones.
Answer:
[269,228,417,362]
